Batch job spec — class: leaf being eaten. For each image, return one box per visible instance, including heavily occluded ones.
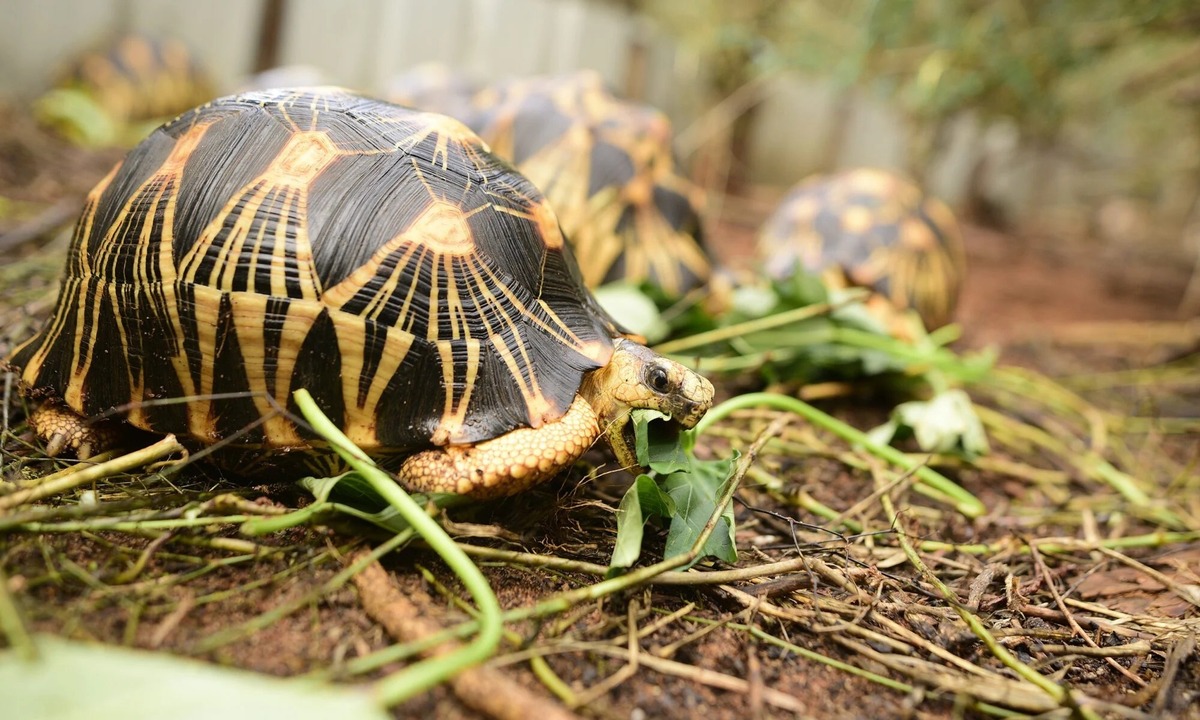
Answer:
[632,408,693,475]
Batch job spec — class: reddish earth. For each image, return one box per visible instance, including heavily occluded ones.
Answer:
[954,224,1194,352]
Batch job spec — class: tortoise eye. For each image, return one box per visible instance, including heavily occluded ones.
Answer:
[646,366,671,393]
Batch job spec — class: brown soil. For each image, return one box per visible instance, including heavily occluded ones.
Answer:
[1,103,1198,720]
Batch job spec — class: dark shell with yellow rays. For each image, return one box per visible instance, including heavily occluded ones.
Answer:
[9,88,622,471]
[466,72,711,300]
[758,168,967,330]
[54,34,214,125]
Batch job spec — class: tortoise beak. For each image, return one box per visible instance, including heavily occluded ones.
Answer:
[666,372,714,429]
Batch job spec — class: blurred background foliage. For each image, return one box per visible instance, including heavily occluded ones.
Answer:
[3,0,1199,259]
[631,0,1200,245]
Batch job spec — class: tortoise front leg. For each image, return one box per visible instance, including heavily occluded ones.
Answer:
[397,396,599,499]
[29,402,121,459]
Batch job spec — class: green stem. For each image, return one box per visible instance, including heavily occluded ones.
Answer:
[12,516,254,533]
[827,327,990,381]
[292,389,503,707]
[0,435,184,512]
[694,392,985,518]
[653,294,860,354]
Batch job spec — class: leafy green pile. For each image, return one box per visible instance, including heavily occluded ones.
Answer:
[600,272,996,457]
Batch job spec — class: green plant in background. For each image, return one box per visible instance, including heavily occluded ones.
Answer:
[32,89,121,148]
[656,271,991,383]
[635,0,1200,226]
[639,0,1200,140]
[594,250,999,468]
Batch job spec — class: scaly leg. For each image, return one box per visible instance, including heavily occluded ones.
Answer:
[29,402,121,460]
[397,395,599,498]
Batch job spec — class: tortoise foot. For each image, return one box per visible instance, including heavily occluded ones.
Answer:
[29,403,121,459]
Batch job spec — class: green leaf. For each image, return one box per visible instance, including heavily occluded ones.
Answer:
[0,635,390,720]
[662,453,739,566]
[637,472,677,518]
[609,474,676,572]
[609,484,646,572]
[729,284,780,317]
[866,419,899,448]
[888,389,990,457]
[301,471,400,513]
[33,89,118,147]
[631,409,692,475]
[302,471,357,503]
[592,283,670,343]
[775,270,830,307]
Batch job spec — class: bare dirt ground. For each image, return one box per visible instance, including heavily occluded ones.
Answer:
[1,103,1198,719]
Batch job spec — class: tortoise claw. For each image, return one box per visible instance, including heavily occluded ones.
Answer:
[44,432,68,457]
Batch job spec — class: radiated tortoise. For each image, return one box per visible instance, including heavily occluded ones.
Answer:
[6,88,714,498]
[758,168,967,331]
[465,71,711,301]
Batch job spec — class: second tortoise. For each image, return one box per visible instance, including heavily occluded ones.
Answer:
[758,168,967,331]
[390,69,712,301]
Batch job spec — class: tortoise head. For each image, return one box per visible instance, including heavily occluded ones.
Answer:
[579,338,714,471]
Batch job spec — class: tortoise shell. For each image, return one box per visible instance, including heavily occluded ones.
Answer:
[53,34,214,125]
[758,168,967,330]
[8,88,617,463]
[465,72,711,300]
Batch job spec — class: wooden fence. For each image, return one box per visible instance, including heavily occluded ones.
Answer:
[0,0,916,195]
[2,0,1194,248]
[0,0,694,120]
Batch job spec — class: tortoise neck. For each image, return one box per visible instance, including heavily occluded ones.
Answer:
[577,338,640,429]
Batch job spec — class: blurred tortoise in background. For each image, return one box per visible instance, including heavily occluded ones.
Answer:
[37,33,214,146]
[390,69,711,302]
[386,62,480,123]
[758,168,967,332]
[6,87,713,498]
[469,72,711,301]
[238,64,330,93]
